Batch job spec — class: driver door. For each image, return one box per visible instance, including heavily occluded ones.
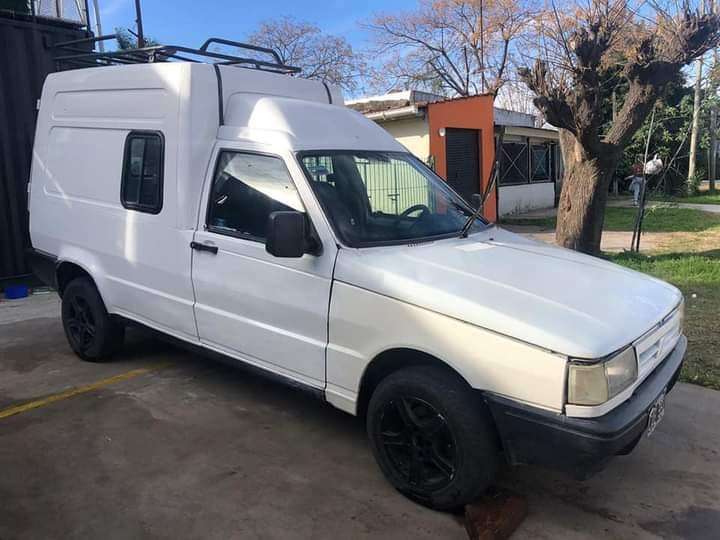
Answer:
[191,148,335,388]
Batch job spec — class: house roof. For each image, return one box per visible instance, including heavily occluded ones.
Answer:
[346,90,444,118]
[494,107,535,128]
[347,90,556,131]
[348,98,415,115]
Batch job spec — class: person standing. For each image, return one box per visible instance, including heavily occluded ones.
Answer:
[626,174,644,206]
[626,162,644,206]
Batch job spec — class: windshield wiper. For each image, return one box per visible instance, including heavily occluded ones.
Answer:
[459,199,484,238]
[459,126,505,239]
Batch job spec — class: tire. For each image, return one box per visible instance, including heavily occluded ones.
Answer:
[367,365,499,511]
[61,277,124,361]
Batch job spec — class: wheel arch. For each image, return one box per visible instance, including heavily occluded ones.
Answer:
[356,348,474,420]
[56,260,95,294]
[55,258,111,313]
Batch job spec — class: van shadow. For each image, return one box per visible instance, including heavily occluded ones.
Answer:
[123,326,367,442]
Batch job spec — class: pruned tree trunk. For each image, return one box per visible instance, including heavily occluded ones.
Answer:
[518,4,720,256]
[555,130,620,255]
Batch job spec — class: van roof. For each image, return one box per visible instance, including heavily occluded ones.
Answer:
[42,62,401,153]
[46,35,403,153]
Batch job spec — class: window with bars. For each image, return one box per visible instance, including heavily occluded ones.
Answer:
[499,139,556,185]
[499,142,529,184]
[531,144,550,182]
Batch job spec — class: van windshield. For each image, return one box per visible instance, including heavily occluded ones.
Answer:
[298,151,487,247]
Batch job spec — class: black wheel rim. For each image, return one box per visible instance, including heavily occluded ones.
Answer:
[66,295,96,349]
[378,397,457,491]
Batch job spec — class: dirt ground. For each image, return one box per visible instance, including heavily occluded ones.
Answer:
[502,225,668,252]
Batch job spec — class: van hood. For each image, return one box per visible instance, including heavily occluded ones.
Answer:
[333,227,682,359]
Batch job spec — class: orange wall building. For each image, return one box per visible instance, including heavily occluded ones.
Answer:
[426,95,497,221]
[348,90,561,222]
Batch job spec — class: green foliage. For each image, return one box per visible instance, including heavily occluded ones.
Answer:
[620,87,705,196]
[115,28,159,50]
[503,207,720,233]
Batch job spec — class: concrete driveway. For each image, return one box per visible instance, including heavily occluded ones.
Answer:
[1,295,719,539]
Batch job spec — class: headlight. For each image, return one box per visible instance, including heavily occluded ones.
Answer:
[567,347,638,406]
[677,298,685,333]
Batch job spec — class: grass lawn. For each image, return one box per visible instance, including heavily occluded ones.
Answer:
[609,251,720,390]
[503,206,720,233]
[657,192,720,205]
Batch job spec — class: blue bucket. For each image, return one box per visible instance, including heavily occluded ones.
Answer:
[4,285,29,300]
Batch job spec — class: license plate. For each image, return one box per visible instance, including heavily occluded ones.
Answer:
[646,390,666,437]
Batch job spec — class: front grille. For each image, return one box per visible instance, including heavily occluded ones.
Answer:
[634,309,682,378]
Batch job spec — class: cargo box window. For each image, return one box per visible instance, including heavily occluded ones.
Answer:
[121,131,164,213]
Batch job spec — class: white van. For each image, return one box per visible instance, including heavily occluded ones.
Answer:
[29,48,686,510]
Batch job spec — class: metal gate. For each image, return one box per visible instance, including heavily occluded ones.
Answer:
[445,128,481,203]
[0,13,90,281]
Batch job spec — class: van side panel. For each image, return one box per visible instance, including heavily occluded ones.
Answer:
[325,281,567,415]
[29,65,199,341]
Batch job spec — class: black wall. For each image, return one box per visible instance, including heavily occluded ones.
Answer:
[0,13,89,281]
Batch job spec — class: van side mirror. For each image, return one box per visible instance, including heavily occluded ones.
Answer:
[471,193,483,211]
[266,211,307,258]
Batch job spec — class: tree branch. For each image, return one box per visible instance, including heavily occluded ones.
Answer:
[518,60,576,133]
[607,10,720,147]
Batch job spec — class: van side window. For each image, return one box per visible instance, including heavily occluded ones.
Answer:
[121,132,164,213]
[206,151,304,243]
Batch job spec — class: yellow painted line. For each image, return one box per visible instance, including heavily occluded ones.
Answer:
[0,363,171,420]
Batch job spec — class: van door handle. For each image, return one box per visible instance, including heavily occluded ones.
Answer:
[190,241,218,254]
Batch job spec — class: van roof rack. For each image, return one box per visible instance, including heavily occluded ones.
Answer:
[52,35,301,75]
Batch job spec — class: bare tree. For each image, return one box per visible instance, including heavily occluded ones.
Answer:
[248,17,366,93]
[367,0,536,97]
[494,80,540,116]
[519,0,720,255]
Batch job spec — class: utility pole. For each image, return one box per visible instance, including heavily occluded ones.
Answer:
[479,0,485,94]
[612,87,619,195]
[134,0,145,48]
[612,88,617,122]
[710,0,718,192]
[92,0,104,52]
[711,108,717,192]
[688,0,706,189]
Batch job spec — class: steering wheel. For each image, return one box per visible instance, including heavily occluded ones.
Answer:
[399,204,431,219]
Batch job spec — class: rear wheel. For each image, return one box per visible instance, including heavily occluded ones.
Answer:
[61,277,124,361]
[367,365,498,510]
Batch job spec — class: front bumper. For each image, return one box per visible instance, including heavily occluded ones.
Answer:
[484,336,686,478]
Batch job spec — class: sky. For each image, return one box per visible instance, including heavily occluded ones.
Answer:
[98,0,417,51]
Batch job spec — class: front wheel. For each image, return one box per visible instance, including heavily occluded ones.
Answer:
[61,277,124,361]
[367,365,499,510]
